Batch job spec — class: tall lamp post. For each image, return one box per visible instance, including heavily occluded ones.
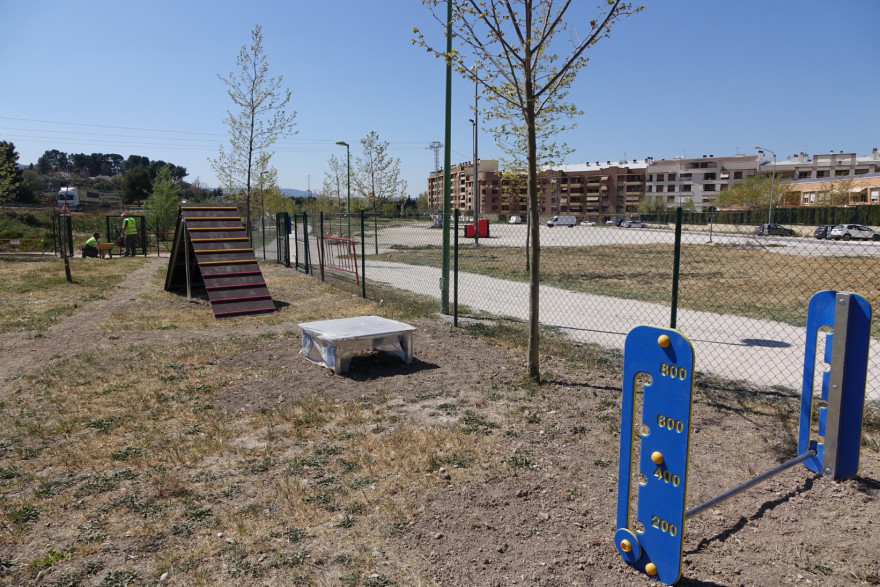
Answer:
[336,141,351,238]
[754,145,776,225]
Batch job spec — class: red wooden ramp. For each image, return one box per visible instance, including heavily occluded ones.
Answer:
[164,206,276,318]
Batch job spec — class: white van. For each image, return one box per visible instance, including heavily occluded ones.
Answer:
[508,215,523,224]
[546,215,576,228]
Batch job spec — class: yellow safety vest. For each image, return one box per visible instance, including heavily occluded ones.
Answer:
[85,236,98,247]
[122,217,137,235]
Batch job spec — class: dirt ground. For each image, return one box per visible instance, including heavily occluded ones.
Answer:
[1,256,879,586]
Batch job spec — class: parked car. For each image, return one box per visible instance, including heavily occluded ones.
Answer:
[754,223,795,236]
[813,224,835,240]
[508,215,523,224]
[621,220,646,228]
[581,220,596,226]
[829,224,880,241]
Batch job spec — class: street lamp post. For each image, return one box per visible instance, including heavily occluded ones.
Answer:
[754,145,776,225]
[470,64,480,247]
[336,141,351,238]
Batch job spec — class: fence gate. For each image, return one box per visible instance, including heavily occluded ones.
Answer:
[51,214,73,256]
[275,212,290,267]
[293,212,310,274]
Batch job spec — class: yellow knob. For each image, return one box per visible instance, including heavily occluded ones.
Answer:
[620,539,632,553]
[645,562,658,576]
[658,334,671,348]
[651,451,664,465]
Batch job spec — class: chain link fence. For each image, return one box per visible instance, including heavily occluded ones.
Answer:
[255,211,880,418]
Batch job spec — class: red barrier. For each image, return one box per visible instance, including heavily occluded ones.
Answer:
[317,237,360,285]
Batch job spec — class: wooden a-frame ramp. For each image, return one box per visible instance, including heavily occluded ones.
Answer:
[164,206,275,318]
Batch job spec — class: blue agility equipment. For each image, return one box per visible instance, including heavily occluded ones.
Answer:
[615,291,871,585]
[615,326,694,584]
[799,291,871,480]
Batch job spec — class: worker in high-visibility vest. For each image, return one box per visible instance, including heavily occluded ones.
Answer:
[82,232,100,258]
[121,212,138,257]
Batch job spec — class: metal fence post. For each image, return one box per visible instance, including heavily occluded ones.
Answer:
[360,211,366,299]
[454,208,459,327]
[319,212,325,282]
[671,206,683,329]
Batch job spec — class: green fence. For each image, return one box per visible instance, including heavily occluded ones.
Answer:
[255,212,880,416]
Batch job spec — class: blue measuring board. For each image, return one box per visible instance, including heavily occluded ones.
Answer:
[799,291,871,480]
[616,326,694,585]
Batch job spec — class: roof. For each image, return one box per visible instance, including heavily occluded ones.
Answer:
[790,172,880,186]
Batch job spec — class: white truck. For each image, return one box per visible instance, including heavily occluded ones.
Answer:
[546,215,576,228]
[56,187,100,211]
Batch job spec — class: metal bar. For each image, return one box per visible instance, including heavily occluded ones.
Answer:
[670,207,682,329]
[685,450,816,519]
[183,221,191,301]
[319,212,325,282]
[823,293,851,478]
[187,226,245,231]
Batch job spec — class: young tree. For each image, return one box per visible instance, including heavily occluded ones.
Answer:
[415,0,641,379]
[0,140,23,204]
[322,154,347,212]
[720,174,792,210]
[212,24,297,236]
[352,131,406,214]
[145,165,182,240]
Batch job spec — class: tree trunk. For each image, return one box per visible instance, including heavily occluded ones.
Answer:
[524,26,540,381]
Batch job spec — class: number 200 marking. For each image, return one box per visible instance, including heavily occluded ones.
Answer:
[659,362,687,380]
[651,515,678,536]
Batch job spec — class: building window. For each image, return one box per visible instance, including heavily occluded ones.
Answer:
[703,184,716,192]
[704,173,716,181]
[871,188,879,203]
[656,185,664,192]
[680,184,691,192]
[734,171,743,179]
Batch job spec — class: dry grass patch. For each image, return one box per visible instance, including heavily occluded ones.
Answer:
[0,256,140,332]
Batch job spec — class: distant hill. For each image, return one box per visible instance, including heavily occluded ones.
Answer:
[281,188,315,199]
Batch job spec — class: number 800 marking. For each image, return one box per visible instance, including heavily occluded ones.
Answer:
[659,362,687,380]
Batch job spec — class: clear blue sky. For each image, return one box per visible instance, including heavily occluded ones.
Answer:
[2,1,878,197]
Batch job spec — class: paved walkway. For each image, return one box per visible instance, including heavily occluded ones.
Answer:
[363,260,880,401]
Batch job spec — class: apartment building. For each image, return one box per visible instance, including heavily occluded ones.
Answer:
[643,155,760,212]
[758,149,880,208]
[426,149,880,216]
[771,149,880,181]
[428,159,647,219]
[539,161,648,218]
[427,159,500,215]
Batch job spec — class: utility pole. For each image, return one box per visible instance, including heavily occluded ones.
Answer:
[427,141,443,173]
